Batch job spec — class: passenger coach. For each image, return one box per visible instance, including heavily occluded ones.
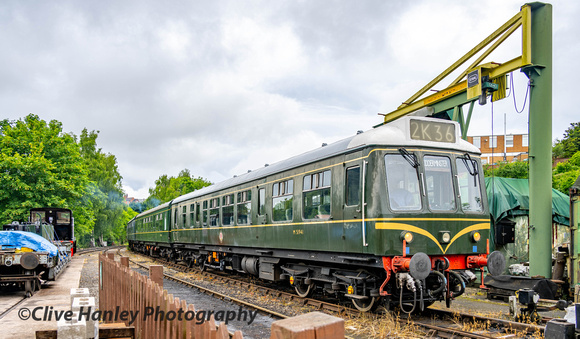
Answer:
[128,116,504,312]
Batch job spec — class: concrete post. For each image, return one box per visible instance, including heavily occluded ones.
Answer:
[270,311,344,339]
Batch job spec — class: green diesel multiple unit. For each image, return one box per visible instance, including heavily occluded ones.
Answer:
[128,116,504,312]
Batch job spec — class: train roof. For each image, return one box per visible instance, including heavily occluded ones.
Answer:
[135,201,171,218]
[164,117,479,207]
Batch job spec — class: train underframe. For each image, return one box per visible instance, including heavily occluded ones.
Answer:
[129,241,494,312]
[0,253,70,297]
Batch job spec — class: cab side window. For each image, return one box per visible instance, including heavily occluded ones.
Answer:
[345,166,360,206]
[456,157,483,212]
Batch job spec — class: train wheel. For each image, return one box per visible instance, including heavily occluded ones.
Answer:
[352,297,377,312]
[294,283,314,298]
[24,281,33,298]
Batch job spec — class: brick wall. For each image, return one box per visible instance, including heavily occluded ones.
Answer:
[467,134,528,164]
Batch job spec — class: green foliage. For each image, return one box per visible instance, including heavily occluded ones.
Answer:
[553,122,580,159]
[0,115,89,223]
[553,170,580,194]
[483,160,529,179]
[0,115,132,248]
[552,151,580,194]
[483,151,580,195]
[148,169,211,205]
[113,206,138,244]
[78,129,126,246]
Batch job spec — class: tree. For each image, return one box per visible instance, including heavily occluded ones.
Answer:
[484,161,529,179]
[553,122,580,159]
[113,206,138,244]
[148,169,211,205]
[0,115,89,223]
[78,129,127,246]
[553,151,580,194]
[1,115,138,247]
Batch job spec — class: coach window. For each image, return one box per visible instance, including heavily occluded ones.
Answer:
[195,202,201,226]
[258,188,266,216]
[189,204,195,227]
[202,201,208,227]
[424,155,456,211]
[209,198,220,227]
[237,190,251,225]
[456,157,483,212]
[222,194,234,226]
[272,179,293,222]
[181,206,187,227]
[303,170,331,219]
[385,154,421,211]
[345,166,360,206]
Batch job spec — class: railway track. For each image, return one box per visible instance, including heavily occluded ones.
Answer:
[124,250,547,338]
[77,245,124,255]
[129,258,289,320]
[133,255,357,316]
[0,294,28,320]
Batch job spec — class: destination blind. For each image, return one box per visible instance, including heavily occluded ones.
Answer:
[409,119,456,143]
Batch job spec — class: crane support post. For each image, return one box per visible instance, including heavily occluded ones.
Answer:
[571,179,580,294]
[526,2,552,278]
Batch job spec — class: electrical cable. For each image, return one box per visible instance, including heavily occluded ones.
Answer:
[511,72,531,114]
[505,73,512,98]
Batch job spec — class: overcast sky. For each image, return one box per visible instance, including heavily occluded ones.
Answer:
[1,1,578,199]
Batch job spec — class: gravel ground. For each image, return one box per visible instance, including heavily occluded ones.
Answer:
[78,252,101,307]
[131,267,274,339]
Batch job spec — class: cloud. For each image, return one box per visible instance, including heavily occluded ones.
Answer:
[0,0,578,199]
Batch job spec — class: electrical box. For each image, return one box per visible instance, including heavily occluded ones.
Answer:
[495,219,516,245]
[466,64,504,105]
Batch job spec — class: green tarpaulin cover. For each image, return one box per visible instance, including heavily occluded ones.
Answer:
[485,177,570,226]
